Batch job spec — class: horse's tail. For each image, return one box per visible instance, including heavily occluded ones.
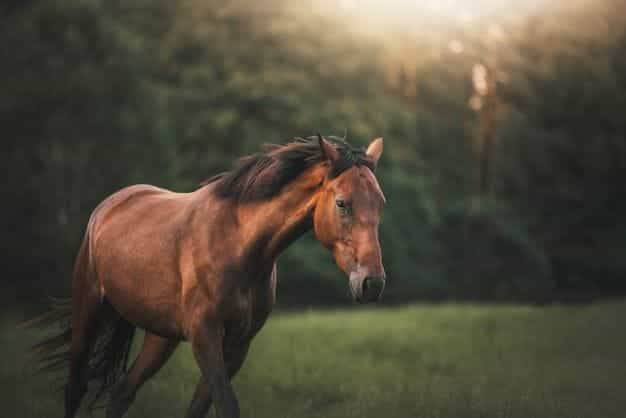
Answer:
[23,296,74,373]
[24,296,136,409]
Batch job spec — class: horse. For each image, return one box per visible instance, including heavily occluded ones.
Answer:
[31,134,387,418]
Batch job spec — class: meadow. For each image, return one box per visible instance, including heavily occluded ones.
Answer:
[3,301,625,418]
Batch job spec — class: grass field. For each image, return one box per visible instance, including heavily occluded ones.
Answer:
[3,301,625,418]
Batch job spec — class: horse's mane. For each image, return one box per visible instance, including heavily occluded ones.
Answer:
[203,135,375,202]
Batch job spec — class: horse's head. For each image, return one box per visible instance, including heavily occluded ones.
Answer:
[314,137,386,303]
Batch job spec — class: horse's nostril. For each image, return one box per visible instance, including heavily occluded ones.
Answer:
[362,277,385,302]
[362,278,373,294]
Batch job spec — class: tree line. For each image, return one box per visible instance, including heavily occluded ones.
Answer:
[2,0,625,307]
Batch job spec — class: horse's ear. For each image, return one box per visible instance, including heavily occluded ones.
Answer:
[366,137,384,166]
[317,134,340,163]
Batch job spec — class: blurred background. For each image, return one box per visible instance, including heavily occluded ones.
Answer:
[3,0,625,308]
[3,1,626,417]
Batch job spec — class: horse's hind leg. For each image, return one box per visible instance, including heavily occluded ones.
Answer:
[64,235,106,418]
[107,332,179,418]
[65,284,105,418]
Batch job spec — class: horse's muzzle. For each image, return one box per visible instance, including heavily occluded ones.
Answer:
[350,273,385,303]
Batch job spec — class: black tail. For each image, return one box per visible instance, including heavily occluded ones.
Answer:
[24,297,74,374]
[25,297,136,409]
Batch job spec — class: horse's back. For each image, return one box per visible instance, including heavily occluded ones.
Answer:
[92,183,178,221]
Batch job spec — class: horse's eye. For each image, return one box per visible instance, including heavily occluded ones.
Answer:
[336,199,349,214]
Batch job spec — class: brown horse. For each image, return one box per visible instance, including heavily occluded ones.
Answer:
[32,135,386,418]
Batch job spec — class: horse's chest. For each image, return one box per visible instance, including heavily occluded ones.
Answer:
[224,276,275,345]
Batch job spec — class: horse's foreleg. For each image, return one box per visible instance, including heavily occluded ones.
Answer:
[183,341,251,418]
[186,324,239,418]
[185,377,213,418]
[107,332,179,418]
[227,341,251,379]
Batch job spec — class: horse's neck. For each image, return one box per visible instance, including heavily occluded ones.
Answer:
[235,166,325,263]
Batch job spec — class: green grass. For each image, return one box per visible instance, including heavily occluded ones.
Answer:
[4,301,626,417]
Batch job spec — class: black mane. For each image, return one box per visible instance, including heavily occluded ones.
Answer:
[203,136,374,202]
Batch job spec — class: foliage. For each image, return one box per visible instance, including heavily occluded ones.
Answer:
[1,0,173,283]
[2,0,625,305]
[495,1,626,295]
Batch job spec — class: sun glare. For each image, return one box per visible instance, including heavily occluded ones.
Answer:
[322,0,546,25]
